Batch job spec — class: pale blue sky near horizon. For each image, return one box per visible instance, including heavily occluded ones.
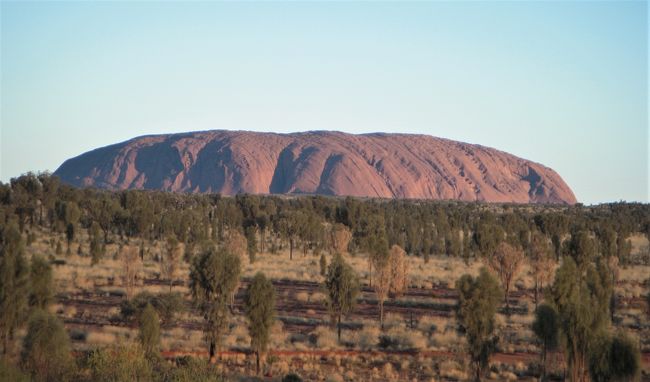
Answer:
[1,1,647,204]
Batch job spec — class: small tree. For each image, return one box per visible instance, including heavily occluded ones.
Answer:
[65,223,75,255]
[456,268,503,381]
[244,272,276,375]
[122,246,141,300]
[548,257,612,382]
[88,343,153,381]
[324,253,360,341]
[245,226,257,263]
[0,222,29,355]
[529,231,555,308]
[120,291,184,327]
[138,303,160,359]
[21,310,73,382]
[532,303,559,380]
[388,244,408,298]
[319,254,327,277]
[190,247,241,362]
[225,230,247,264]
[589,332,641,382]
[330,223,352,254]
[488,242,524,314]
[367,233,388,288]
[162,236,181,292]
[89,221,104,265]
[29,255,53,310]
[373,253,391,329]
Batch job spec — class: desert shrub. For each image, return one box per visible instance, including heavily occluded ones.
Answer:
[270,321,288,348]
[378,326,426,350]
[311,326,338,349]
[282,373,303,382]
[244,272,276,375]
[165,357,223,382]
[417,315,443,335]
[589,332,641,382]
[354,324,380,350]
[320,254,327,276]
[382,312,405,330]
[326,374,344,382]
[456,268,503,381]
[0,221,29,355]
[439,360,467,380]
[69,328,88,342]
[120,291,183,326]
[138,303,161,359]
[189,246,241,360]
[29,255,54,309]
[532,303,559,379]
[0,359,30,382]
[87,343,153,382]
[324,253,360,341]
[21,310,74,382]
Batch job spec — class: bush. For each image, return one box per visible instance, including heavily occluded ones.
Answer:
[378,326,426,350]
[165,357,223,382]
[282,373,303,382]
[21,310,74,382]
[311,326,338,349]
[29,255,53,310]
[0,359,29,382]
[120,291,183,326]
[87,343,153,381]
[69,328,88,342]
[589,332,641,382]
[353,324,380,350]
[138,303,160,358]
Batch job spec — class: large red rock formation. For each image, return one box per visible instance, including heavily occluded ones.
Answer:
[54,130,576,204]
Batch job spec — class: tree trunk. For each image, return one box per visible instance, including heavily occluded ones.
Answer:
[260,230,265,253]
[541,341,547,381]
[379,300,384,330]
[209,341,216,363]
[504,284,510,315]
[368,258,372,287]
[534,278,539,309]
[255,350,260,375]
[337,313,342,341]
[289,238,294,260]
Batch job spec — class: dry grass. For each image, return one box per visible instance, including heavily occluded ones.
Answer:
[439,360,467,380]
[312,326,339,350]
[21,227,650,380]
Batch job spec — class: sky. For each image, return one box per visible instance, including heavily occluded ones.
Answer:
[1,1,647,205]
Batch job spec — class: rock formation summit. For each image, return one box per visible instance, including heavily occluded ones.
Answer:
[54,130,577,204]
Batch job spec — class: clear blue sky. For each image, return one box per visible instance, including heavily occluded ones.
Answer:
[1,1,647,204]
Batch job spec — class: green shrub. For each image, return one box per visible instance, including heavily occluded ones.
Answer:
[87,343,152,382]
[0,359,30,382]
[282,373,303,382]
[120,291,183,326]
[138,303,160,359]
[21,310,74,382]
[589,332,641,382]
[165,357,223,382]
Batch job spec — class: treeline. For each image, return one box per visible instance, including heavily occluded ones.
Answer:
[2,173,649,265]
[1,172,649,381]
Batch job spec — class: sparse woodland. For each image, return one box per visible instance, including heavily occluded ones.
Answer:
[1,172,649,381]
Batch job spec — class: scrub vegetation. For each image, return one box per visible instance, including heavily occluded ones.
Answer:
[0,172,649,381]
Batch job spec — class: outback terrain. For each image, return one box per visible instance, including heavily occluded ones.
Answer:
[0,174,648,381]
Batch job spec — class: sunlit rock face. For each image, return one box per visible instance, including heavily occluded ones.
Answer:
[55,130,576,204]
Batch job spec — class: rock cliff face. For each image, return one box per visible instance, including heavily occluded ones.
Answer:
[54,130,576,204]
